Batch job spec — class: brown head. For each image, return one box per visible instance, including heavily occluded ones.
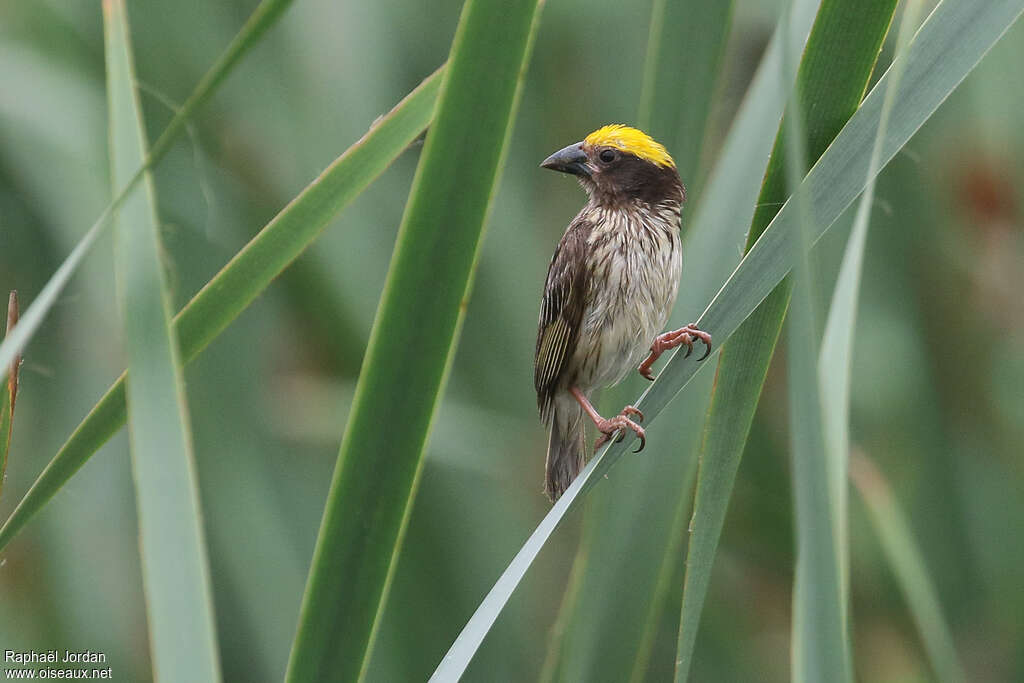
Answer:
[540,124,684,207]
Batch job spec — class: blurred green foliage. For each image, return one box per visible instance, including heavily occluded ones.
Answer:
[0,1,1022,681]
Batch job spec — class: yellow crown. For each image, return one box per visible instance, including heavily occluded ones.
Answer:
[583,124,675,168]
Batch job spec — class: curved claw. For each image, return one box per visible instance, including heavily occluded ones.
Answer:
[639,349,658,381]
[684,324,713,362]
[683,339,693,358]
[593,411,646,453]
[632,432,646,453]
[621,405,644,423]
[594,426,646,452]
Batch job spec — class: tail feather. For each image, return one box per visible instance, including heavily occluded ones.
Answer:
[544,402,586,501]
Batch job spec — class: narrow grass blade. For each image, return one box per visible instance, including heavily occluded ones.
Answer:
[104,1,220,679]
[682,0,1022,354]
[145,0,294,166]
[0,0,294,390]
[786,189,851,680]
[0,292,19,501]
[628,0,832,678]
[430,463,598,682]
[781,8,851,676]
[680,0,820,338]
[433,0,1023,677]
[642,0,1023,506]
[657,25,832,640]
[818,0,924,616]
[625,459,698,683]
[284,0,543,679]
[675,0,898,678]
[0,66,443,553]
[850,452,967,683]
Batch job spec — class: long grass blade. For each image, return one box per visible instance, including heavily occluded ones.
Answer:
[0,0,294,393]
[284,0,543,679]
[431,1,1023,677]
[676,0,821,349]
[652,0,1022,438]
[0,66,443,552]
[676,0,898,677]
[781,3,852,674]
[818,0,924,620]
[850,452,967,683]
[0,292,19,501]
[104,1,220,678]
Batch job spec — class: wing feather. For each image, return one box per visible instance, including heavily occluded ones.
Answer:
[535,217,591,422]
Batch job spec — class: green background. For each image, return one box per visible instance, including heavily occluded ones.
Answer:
[1,0,1022,680]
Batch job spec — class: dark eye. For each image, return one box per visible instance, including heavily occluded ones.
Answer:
[599,149,617,164]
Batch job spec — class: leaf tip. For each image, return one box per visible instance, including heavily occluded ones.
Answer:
[6,291,18,412]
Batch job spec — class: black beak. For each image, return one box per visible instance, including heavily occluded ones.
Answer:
[540,142,590,177]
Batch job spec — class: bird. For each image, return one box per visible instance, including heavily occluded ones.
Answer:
[534,124,712,501]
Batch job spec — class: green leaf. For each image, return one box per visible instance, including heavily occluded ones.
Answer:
[284,0,543,679]
[431,0,1023,677]
[0,0,294,395]
[638,0,733,192]
[0,66,443,552]
[677,0,898,678]
[850,452,967,683]
[584,0,831,678]
[0,292,18,502]
[818,0,924,623]
[104,1,220,679]
[781,6,852,676]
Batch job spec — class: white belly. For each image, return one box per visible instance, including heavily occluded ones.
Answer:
[572,209,682,391]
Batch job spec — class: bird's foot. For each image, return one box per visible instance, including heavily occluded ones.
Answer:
[638,323,713,380]
[593,405,645,453]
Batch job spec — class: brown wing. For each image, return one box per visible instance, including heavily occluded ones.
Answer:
[535,217,591,423]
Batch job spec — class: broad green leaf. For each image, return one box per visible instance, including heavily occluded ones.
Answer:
[676,0,898,678]
[0,0,294,395]
[104,1,219,679]
[431,1,1023,678]
[0,66,443,552]
[0,292,18,501]
[284,0,543,679]
[850,452,967,683]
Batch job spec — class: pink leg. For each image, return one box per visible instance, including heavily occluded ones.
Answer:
[570,386,646,453]
[638,323,713,381]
